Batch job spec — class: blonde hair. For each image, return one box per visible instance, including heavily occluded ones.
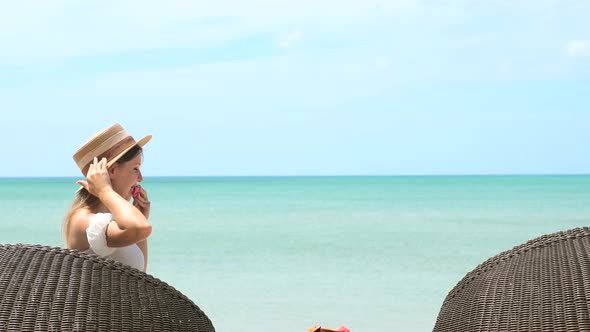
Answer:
[62,189,101,247]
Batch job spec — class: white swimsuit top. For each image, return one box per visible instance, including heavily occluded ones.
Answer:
[85,212,145,271]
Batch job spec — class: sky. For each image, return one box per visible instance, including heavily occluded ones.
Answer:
[1,0,589,177]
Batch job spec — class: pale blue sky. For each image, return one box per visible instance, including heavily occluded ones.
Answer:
[1,1,589,177]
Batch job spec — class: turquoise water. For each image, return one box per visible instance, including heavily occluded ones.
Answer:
[1,175,589,331]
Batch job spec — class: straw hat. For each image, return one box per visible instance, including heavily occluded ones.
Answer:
[73,123,152,176]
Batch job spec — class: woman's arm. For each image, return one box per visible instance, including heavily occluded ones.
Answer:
[96,186,152,247]
[134,186,151,271]
[77,157,152,247]
[137,239,148,271]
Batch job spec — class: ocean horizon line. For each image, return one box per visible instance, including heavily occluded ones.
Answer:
[1,173,588,179]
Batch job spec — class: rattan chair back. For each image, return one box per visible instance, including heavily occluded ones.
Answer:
[434,227,590,331]
[0,243,215,331]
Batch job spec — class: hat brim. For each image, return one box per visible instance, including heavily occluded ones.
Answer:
[77,134,152,193]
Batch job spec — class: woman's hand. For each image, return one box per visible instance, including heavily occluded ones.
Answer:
[77,157,113,197]
[133,186,151,219]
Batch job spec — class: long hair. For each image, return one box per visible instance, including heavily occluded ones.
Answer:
[62,145,143,247]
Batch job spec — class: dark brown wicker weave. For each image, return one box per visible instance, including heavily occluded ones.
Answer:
[0,243,215,332]
[433,227,590,332]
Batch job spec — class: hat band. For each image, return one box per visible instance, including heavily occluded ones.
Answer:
[80,136,136,175]
[75,129,129,170]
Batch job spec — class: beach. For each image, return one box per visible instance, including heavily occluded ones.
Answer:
[1,175,589,331]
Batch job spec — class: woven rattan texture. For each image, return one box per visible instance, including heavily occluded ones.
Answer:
[433,227,590,332]
[0,244,215,332]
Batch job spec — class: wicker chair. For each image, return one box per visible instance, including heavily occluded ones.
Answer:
[433,227,590,332]
[0,243,215,331]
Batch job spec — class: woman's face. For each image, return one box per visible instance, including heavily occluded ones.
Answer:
[110,153,144,201]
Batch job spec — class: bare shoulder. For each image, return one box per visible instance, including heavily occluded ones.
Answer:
[68,208,94,250]
[70,208,94,230]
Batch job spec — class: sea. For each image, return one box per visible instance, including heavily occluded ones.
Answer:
[0,175,589,331]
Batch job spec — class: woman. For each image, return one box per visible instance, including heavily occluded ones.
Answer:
[63,123,153,272]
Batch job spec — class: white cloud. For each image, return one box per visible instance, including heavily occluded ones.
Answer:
[275,29,303,50]
[0,0,425,65]
[375,57,392,70]
[566,40,590,58]
[1,0,589,85]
